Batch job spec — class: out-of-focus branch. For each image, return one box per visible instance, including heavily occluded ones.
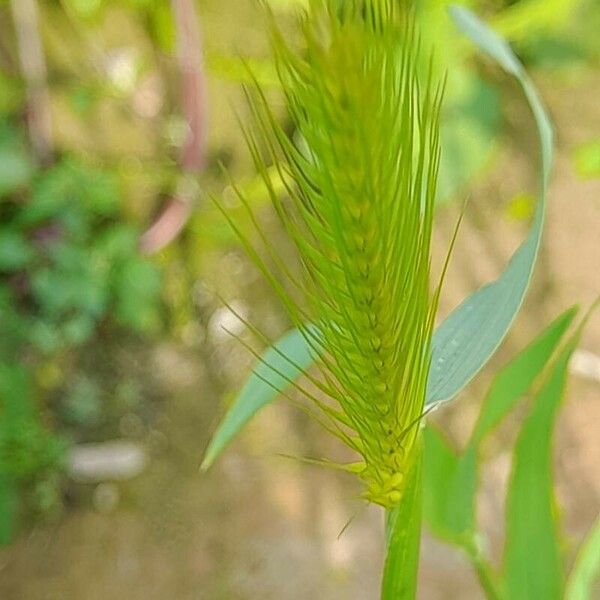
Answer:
[140,0,207,255]
[10,0,53,165]
[173,0,207,172]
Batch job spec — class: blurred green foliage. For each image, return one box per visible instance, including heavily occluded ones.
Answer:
[0,119,162,542]
[0,127,162,358]
[424,307,600,599]
[0,364,65,545]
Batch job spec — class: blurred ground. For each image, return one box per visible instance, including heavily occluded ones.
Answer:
[0,3,599,599]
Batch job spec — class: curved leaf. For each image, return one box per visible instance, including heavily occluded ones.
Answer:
[426,5,553,404]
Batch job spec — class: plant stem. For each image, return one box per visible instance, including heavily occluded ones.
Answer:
[10,0,53,165]
[464,537,504,600]
[381,438,423,599]
[140,0,207,255]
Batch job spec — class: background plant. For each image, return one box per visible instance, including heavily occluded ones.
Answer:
[424,307,600,600]
[0,118,162,541]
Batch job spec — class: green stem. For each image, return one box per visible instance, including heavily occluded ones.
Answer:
[381,439,423,600]
[463,537,504,600]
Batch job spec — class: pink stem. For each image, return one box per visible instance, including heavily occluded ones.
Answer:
[140,0,207,255]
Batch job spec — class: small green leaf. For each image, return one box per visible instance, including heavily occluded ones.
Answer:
[566,516,600,600]
[470,307,577,445]
[423,427,477,543]
[200,327,317,471]
[502,333,581,600]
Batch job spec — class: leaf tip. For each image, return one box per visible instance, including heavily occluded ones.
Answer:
[199,448,215,473]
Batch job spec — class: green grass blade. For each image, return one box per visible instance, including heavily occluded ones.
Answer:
[566,516,600,600]
[502,333,582,599]
[426,6,553,405]
[470,307,577,445]
[200,327,317,471]
[423,311,576,598]
[381,440,423,600]
[423,427,477,544]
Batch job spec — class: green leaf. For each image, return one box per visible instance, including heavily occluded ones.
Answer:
[200,8,553,471]
[0,475,18,545]
[470,307,577,445]
[423,427,477,543]
[566,516,600,600]
[200,327,317,471]
[426,5,553,405]
[382,442,423,600]
[424,308,575,554]
[0,142,32,198]
[502,333,581,600]
[0,363,34,421]
[0,230,34,271]
[19,159,119,229]
[114,258,162,333]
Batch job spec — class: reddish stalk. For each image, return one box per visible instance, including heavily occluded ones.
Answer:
[140,0,207,255]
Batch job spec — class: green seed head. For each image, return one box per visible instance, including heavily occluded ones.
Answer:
[234,0,443,508]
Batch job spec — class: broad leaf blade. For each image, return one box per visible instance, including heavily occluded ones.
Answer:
[423,427,477,544]
[470,307,577,445]
[200,327,316,471]
[503,334,581,599]
[565,516,600,600]
[426,6,553,405]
